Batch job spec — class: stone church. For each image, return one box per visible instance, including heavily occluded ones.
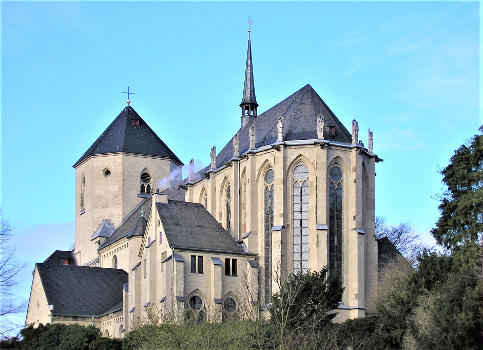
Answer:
[25,32,382,338]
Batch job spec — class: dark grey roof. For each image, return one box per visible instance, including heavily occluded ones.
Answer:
[160,186,186,201]
[190,84,352,182]
[157,200,248,255]
[98,197,151,250]
[90,219,115,240]
[241,36,257,106]
[36,264,127,317]
[43,250,76,266]
[73,106,182,167]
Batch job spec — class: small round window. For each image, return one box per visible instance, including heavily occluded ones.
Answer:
[189,296,203,310]
[329,165,342,183]
[103,168,111,177]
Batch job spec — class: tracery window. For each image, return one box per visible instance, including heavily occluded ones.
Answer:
[112,255,117,269]
[226,184,231,230]
[200,189,207,208]
[293,164,309,274]
[140,171,151,194]
[264,168,274,303]
[328,164,343,281]
[188,295,206,322]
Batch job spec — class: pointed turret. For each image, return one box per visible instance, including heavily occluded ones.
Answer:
[240,30,258,127]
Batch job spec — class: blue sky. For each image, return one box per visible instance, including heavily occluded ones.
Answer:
[1,1,480,334]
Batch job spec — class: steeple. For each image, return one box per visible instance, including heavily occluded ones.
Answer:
[240,28,258,127]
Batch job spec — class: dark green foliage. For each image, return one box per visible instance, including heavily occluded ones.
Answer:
[432,134,483,250]
[332,316,386,350]
[126,321,262,350]
[0,337,22,350]
[13,323,119,350]
[270,268,343,331]
[405,243,483,350]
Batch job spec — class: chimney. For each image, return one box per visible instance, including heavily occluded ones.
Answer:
[188,158,194,182]
[152,189,168,204]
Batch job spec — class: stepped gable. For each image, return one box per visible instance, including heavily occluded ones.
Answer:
[73,106,182,167]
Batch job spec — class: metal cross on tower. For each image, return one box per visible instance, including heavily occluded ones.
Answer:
[122,87,135,105]
[248,17,253,38]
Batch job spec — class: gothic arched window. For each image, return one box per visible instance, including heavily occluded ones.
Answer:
[328,164,343,280]
[264,168,274,304]
[188,295,206,323]
[112,255,118,269]
[293,163,309,274]
[140,171,151,194]
[226,184,231,230]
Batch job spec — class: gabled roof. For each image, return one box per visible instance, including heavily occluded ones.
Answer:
[43,250,76,266]
[90,219,115,240]
[99,197,151,250]
[73,106,182,167]
[157,200,249,255]
[36,264,127,317]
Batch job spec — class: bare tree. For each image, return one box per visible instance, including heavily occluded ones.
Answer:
[0,210,24,338]
[375,216,426,263]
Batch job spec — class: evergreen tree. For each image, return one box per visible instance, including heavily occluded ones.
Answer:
[431,134,483,250]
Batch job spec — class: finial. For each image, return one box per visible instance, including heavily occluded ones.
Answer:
[122,86,135,105]
[317,114,325,140]
[233,133,240,157]
[210,146,216,170]
[277,116,284,142]
[352,119,359,144]
[368,129,374,153]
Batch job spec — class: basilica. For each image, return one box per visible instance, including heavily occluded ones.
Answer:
[25,32,382,337]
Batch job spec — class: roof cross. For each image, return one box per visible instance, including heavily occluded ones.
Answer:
[122,87,135,105]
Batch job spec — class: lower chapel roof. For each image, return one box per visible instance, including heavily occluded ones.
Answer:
[36,264,127,318]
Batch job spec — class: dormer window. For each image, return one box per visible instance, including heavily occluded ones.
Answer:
[329,126,336,136]
[140,171,152,194]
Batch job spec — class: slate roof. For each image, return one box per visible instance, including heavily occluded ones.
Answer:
[241,36,257,106]
[36,264,127,317]
[73,106,182,167]
[157,200,250,255]
[98,197,151,250]
[43,250,76,266]
[160,186,186,201]
[190,84,352,182]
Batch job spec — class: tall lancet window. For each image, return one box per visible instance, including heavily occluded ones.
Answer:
[226,184,231,230]
[293,164,309,274]
[80,176,85,212]
[264,168,274,304]
[328,164,343,281]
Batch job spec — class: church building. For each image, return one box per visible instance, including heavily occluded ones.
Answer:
[25,31,381,338]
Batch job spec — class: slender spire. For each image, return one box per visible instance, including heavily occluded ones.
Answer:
[240,21,258,127]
